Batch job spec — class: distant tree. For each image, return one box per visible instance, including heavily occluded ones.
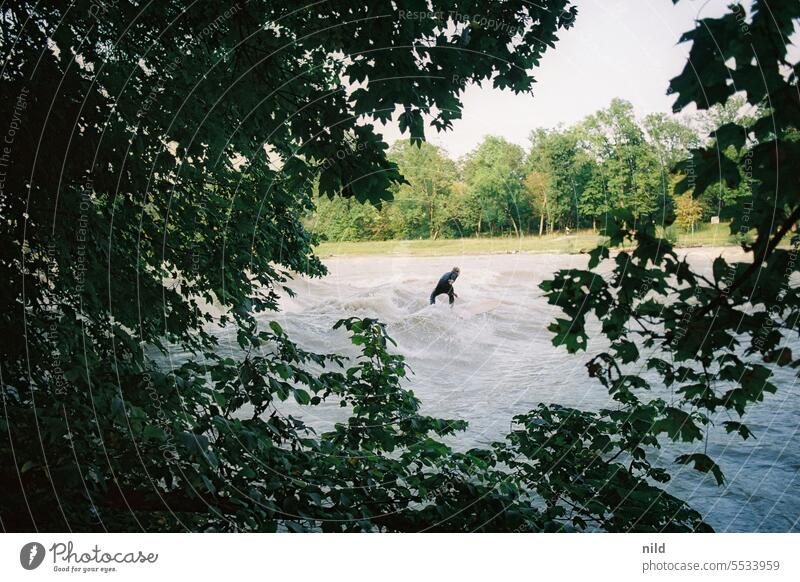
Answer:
[643,112,699,171]
[673,192,705,232]
[387,141,458,239]
[310,193,381,241]
[311,103,708,242]
[523,171,551,236]
[581,99,665,222]
[701,93,761,134]
[463,136,527,236]
[444,180,481,238]
[385,193,430,239]
[580,166,610,231]
[644,112,699,226]
[527,128,594,232]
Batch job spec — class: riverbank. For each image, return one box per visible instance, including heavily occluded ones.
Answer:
[314,223,743,257]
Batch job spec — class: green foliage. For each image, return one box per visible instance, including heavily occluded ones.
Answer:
[674,192,705,231]
[527,127,594,232]
[312,99,704,241]
[4,0,790,535]
[462,136,528,236]
[580,99,669,221]
[385,141,460,239]
[497,405,712,532]
[541,0,800,520]
[309,193,383,242]
[698,96,766,219]
[0,0,579,531]
[311,141,463,241]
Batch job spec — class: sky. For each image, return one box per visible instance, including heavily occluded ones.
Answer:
[378,0,735,158]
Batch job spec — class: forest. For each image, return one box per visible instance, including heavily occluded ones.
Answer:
[310,96,758,241]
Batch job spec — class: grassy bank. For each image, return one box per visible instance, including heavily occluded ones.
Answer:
[315,223,744,257]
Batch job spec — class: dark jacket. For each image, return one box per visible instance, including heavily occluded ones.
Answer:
[437,270,458,288]
[430,270,459,304]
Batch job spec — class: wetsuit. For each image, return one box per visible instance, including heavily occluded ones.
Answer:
[430,270,458,305]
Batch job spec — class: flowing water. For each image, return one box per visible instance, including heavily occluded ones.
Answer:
[196,246,800,532]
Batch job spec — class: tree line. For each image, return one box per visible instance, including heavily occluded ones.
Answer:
[310,96,759,241]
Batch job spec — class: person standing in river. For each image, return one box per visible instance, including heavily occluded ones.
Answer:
[429,266,460,306]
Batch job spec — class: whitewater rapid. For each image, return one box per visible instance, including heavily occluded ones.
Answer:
[196,247,800,532]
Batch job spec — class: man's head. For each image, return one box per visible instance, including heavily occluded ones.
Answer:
[452,266,460,274]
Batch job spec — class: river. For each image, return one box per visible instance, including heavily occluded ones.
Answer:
[203,246,800,532]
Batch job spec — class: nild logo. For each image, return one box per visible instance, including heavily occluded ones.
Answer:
[20,542,46,570]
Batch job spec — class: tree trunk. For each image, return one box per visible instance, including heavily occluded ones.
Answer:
[510,215,519,238]
[540,189,548,237]
[428,182,436,240]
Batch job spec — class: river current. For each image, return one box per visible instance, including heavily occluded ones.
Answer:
[190,247,800,532]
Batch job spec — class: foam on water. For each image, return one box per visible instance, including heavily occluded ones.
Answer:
[174,248,799,531]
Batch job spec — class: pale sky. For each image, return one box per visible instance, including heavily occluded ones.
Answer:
[378,0,734,158]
